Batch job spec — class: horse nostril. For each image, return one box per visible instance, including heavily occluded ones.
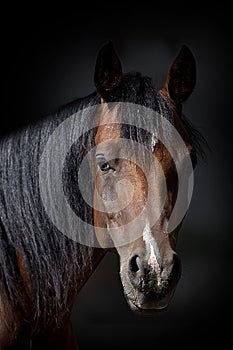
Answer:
[129,255,140,273]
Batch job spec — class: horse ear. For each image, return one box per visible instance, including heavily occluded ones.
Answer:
[94,41,123,100]
[164,45,196,104]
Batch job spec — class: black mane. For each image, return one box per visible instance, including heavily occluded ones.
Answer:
[0,92,99,330]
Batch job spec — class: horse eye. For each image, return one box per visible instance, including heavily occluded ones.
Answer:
[96,155,116,172]
[99,162,112,172]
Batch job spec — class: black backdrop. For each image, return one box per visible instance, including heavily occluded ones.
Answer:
[2,3,232,349]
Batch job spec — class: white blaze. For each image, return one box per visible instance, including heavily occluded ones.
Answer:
[151,131,158,151]
[143,222,161,286]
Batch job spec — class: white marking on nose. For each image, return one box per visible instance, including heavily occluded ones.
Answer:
[148,243,161,286]
[151,132,158,151]
[143,222,161,286]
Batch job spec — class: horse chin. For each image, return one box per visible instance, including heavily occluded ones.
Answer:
[125,294,171,316]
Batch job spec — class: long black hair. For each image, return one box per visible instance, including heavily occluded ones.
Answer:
[0,92,99,331]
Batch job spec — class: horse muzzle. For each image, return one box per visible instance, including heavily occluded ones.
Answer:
[123,253,181,314]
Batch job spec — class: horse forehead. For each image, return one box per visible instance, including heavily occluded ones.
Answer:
[95,123,121,144]
[94,103,120,143]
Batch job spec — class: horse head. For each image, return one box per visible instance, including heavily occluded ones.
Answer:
[93,42,196,313]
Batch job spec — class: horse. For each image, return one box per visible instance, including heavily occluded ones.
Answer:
[0,41,204,349]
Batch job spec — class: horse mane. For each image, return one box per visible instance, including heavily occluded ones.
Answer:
[0,92,100,331]
[0,71,206,332]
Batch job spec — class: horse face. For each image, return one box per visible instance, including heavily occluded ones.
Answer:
[93,106,182,312]
[93,42,196,313]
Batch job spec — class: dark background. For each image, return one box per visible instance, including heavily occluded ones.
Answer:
[2,3,232,349]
